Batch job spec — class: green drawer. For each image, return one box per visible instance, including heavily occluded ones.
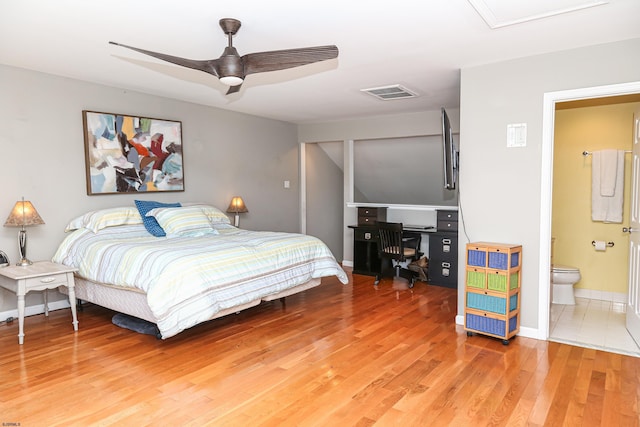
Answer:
[466,270,485,289]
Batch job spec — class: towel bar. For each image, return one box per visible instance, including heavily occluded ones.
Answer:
[582,150,631,156]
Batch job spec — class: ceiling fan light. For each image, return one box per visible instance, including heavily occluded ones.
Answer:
[219,75,243,86]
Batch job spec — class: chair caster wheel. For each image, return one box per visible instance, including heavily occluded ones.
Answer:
[466,331,474,337]
[502,339,510,345]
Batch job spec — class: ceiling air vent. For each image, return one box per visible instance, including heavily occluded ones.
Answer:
[361,84,418,101]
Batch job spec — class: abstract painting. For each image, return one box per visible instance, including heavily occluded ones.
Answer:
[82,111,184,195]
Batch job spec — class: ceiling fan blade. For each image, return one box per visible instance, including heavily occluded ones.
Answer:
[109,41,220,77]
[226,84,242,95]
[242,45,338,76]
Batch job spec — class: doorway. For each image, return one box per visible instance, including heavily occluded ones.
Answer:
[539,81,640,354]
[550,97,640,355]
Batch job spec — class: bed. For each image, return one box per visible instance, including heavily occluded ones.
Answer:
[52,203,348,338]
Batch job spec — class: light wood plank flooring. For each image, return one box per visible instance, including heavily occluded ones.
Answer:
[1,269,639,426]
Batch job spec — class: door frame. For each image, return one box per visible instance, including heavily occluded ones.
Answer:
[626,109,640,345]
[539,80,640,339]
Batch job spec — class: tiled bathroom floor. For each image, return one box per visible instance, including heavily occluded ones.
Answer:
[549,297,640,357]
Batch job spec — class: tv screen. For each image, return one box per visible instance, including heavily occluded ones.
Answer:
[441,108,458,190]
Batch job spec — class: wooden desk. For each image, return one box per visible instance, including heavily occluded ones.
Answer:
[349,213,458,289]
[348,224,432,277]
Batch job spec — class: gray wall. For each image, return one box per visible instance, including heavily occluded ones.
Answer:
[305,142,344,260]
[0,64,299,313]
[459,37,640,335]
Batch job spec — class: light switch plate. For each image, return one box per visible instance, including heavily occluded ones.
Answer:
[507,123,527,147]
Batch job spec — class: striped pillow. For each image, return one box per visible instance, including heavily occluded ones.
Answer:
[146,206,218,237]
[183,203,231,224]
[135,200,181,237]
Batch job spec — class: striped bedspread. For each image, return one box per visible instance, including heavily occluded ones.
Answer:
[52,224,348,338]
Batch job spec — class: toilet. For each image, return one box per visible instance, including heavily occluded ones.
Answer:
[552,265,581,305]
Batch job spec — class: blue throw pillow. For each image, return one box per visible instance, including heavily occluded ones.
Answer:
[134,200,181,237]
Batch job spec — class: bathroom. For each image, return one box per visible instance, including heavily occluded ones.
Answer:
[550,95,640,356]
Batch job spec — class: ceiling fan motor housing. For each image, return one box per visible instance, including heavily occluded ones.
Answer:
[218,46,244,83]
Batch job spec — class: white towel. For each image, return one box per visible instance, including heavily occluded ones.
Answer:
[600,149,618,196]
[592,150,624,223]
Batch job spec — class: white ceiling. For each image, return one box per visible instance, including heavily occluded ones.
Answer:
[2,0,639,124]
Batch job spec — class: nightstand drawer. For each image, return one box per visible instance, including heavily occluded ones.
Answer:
[23,273,69,289]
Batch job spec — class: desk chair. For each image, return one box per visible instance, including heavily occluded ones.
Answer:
[374,221,421,288]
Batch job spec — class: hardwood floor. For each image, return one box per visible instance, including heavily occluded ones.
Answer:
[1,269,639,426]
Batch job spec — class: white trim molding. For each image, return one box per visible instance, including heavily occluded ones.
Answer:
[539,80,640,341]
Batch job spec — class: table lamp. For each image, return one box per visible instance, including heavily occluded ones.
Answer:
[4,198,45,266]
[226,196,248,227]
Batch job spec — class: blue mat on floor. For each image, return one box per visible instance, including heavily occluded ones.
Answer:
[112,313,161,338]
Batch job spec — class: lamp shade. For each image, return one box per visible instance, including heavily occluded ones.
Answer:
[4,199,45,227]
[226,196,248,213]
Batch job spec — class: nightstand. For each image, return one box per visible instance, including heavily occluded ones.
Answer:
[0,261,79,344]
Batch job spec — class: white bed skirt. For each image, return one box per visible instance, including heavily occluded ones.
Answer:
[61,276,322,327]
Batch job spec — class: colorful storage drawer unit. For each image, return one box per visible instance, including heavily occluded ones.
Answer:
[464,242,522,344]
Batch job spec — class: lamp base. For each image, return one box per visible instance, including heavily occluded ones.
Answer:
[17,228,31,266]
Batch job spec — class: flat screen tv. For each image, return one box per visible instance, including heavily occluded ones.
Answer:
[441,107,458,190]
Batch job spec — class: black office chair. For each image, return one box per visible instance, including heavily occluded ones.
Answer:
[374,221,421,287]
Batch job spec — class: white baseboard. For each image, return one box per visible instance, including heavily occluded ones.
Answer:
[342,260,353,267]
[574,288,627,303]
[0,299,71,322]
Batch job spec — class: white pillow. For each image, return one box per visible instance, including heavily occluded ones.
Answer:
[65,207,143,233]
[146,206,219,237]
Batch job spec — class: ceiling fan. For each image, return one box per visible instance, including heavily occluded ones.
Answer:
[109,18,339,95]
